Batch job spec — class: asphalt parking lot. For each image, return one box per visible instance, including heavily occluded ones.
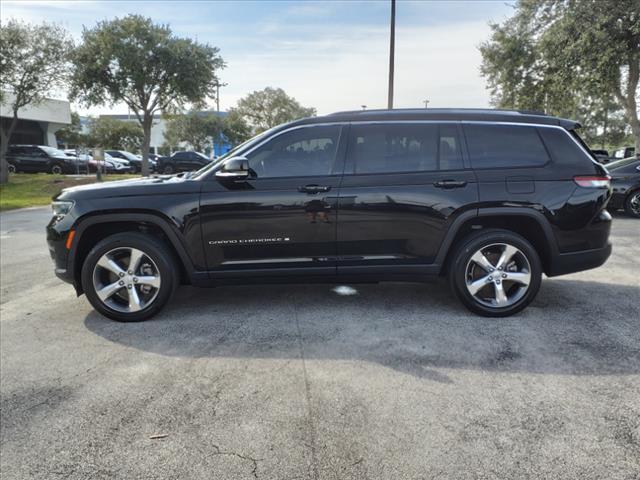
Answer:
[1,207,639,479]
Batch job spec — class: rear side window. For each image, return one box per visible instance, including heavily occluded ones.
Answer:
[464,124,549,168]
[347,123,463,174]
[538,127,593,167]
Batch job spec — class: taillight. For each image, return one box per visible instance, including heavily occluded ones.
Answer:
[573,176,611,188]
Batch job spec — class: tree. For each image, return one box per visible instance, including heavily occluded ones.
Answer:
[87,117,144,151]
[56,112,85,148]
[0,20,73,184]
[70,15,224,176]
[163,112,223,152]
[480,0,640,151]
[221,110,252,145]
[233,87,315,133]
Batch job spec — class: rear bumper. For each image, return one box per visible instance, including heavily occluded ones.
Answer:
[546,242,612,277]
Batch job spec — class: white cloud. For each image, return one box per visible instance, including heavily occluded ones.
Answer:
[220,21,493,114]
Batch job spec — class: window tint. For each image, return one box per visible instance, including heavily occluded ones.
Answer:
[538,127,592,167]
[464,124,549,168]
[247,126,340,178]
[347,123,463,174]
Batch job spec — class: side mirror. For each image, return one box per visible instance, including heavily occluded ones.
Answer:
[215,156,250,180]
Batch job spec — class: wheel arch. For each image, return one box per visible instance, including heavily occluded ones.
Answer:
[436,208,559,276]
[70,212,197,292]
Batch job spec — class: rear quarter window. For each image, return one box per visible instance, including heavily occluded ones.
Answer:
[538,127,594,168]
[464,124,549,169]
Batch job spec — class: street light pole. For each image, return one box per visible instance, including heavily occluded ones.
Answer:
[387,0,396,110]
[424,99,430,108]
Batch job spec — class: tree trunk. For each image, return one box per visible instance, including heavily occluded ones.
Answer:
[141,115,152,177]
[0,112,19,185]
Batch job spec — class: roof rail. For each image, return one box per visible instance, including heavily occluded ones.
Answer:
[328,108,549,116]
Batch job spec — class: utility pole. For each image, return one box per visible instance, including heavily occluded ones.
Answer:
[423,99,430,108]
[387,0,396,110]
[215,81,228,113]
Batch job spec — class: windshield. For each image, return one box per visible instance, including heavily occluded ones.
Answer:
[119,151,139,160]
[191,127,279,179]
[40,146,69,157]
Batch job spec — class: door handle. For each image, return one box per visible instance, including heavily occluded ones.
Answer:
[433,180,468,189]
[298,185,331,194]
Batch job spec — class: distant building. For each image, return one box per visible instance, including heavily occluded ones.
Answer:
[0,93,71,146]
[95,110,232,157]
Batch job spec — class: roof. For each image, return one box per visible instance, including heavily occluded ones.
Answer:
[292,108,580,130]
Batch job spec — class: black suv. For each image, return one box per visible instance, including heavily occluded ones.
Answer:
[47,109,612,321]
[157,151,212,174]
[7,145,82,174]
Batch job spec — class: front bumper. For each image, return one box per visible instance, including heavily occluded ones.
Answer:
[546,242,612,277]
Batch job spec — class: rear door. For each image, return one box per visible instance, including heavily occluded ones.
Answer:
[336,122,478,275]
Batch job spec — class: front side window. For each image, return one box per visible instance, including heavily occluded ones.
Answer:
[464,124,549,168]
[246,125,341,178]
[347,123,463,174]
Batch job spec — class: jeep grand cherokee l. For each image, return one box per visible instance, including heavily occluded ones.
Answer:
[47,109,612,322]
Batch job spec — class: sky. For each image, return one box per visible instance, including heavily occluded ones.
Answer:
[1,0,517,116]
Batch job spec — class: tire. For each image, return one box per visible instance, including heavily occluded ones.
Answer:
[8,164,16,174]
[51,164,63,175]
[81,232,179,322]
[624,190,640,218]
[163,164,174,174]
[448,229,542,317]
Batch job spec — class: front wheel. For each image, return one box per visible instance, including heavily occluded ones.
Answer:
[449,229,542,317]
[81,232,178,321]
[51,164,63,175]
[8,164,17,174]
[162,164,174,174]
[624,191,640,218]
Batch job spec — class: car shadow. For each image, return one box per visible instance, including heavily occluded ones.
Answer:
[84,278,640,382]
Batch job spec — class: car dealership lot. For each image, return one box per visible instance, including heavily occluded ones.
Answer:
[1,207,639,479]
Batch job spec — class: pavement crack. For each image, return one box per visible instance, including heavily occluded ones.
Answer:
[211,444,261,479]
[294,303,319,480]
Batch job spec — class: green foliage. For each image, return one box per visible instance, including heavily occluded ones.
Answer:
[56,112,85,147]
[87,117,144,151]
[221,110,252,145]
[163,112,223,152]
[0,19,73,183]
[480,0,640,150]
[70,15,225,174]
[234,87,316,133]
[163,110,252,152]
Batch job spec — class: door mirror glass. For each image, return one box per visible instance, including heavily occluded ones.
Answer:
[216,156,250,180]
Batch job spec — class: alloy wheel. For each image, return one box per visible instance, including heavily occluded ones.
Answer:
[92,247,161,313]
[51,165,63,174]
[464,242,532,308]
[630,192,640,216]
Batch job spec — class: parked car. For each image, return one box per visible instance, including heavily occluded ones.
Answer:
[613,146,636,159]
[7,145,84,174]
[47,108,613,322]
[148,153,166,163]
[92,151,132,173]
[157,151,212,174]
[105,150,156,173]
[591,149,611,164]
[606,156,640,218]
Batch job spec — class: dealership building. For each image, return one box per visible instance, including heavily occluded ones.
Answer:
[0,93,71,147]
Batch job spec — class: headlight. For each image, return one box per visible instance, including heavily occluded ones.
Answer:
[52,200,74,216]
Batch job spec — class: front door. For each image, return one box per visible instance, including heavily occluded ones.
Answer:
[199,124,346,278]
[336,122,478,275]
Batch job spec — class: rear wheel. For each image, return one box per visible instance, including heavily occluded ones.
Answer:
[81,232,178,321]
[449,229,542,317]
[624,190,640,218]
[8,164,16,174]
